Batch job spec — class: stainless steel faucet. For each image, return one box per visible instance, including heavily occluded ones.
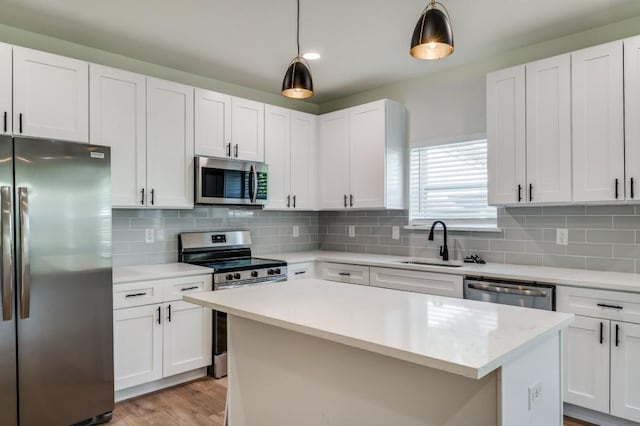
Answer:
[428,220,449,261]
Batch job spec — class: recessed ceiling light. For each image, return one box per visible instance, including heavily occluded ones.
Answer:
[302,52,321,61]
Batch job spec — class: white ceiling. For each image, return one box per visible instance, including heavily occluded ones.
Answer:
[0,0,639,103]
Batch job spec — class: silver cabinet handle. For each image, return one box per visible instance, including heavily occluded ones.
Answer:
[18,187,30,319]
[467,282,547,297]
[1,186,13,321]
[250,164,258,203]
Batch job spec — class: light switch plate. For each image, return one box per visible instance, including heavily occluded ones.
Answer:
[145,229,155,244]
[293,225,299,238]
[348,225,355,238]
[556,228,568,246]
[392,226,400,240]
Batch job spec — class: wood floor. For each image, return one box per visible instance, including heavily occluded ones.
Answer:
[112,377,596,425]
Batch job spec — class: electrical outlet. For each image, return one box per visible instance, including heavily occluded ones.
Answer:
[348,225,356,238]
[293,225,299,238]
[392,226,400,240]
[145,229,155,244]
[556,228,568,246]
[528,381,542,411]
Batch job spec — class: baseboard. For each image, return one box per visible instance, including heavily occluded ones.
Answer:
[564,403,639,426]
[114,368,207,402]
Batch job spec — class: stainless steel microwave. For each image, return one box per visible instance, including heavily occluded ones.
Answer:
[195,156,268,206]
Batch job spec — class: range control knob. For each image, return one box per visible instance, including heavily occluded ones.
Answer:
[274,268,281,275]
[251,271,259,278]
[234,273,241,280]
[267,269,275,275]
[225,274,233,281]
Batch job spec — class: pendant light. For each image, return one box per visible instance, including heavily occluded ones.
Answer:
[282,0,314,99]
[410,0,454,60]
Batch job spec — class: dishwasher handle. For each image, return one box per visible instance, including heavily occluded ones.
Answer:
[466,281,548,298]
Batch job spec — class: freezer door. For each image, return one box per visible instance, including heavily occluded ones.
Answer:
[14,138,113,426]
[0,136,17,426]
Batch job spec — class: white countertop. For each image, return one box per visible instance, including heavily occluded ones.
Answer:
[265,250,640,293]
[185,279,573,379]
[113,263,212,284]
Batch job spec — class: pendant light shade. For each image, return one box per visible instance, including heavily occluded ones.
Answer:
[282,0,314,99]
[410,0,454,60]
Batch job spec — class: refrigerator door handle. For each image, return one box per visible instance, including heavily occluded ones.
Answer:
[18,187,30,319]
[1,186,13,321]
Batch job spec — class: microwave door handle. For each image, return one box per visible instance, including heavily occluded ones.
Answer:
[250,164,258,204]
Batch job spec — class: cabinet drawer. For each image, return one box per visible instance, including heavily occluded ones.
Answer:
[319,262,369,285]
[370,267,463,298]
[288,262,315,280]
[114,281,164,309]
[164,275,212,302]
[557,286,640,323]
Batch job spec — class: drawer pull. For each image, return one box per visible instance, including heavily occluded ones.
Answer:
[294,271,306,275]
[125,292,147,298]
[600,321,604,345]
[616,324,620,347]
[597,303,623,310]
[180,286,199,292]
[338,272,351,276]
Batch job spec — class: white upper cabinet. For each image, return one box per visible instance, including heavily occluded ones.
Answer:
[0,42,11,135]
[611,321,640,423]
[90,65,147,207]
[290,111,317,210]
[13,47,89,142]
[625,35,640,201]
[194,88,231,158]
[319,110,351,209]
[572,41,624,202]
[487,65,526,205]
[265,105,291,209]
[146,77,194,209]
[525,54,572,204]
[231,97,264,162]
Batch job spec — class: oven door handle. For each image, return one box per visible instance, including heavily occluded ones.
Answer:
[467,282,548,298]
[250,164,258,204]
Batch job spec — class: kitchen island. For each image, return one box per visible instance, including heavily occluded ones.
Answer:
[185,279,573,426]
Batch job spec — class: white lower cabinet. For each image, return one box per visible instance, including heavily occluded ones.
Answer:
[319,262,370,285]
[287,262,315,280]
[611,321,640,422]
[370,267,463,298]
[113,274,212,394]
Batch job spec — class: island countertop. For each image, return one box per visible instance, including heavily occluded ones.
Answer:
[184,278,573,379]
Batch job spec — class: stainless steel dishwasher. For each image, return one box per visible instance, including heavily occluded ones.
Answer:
[464,277,555,311]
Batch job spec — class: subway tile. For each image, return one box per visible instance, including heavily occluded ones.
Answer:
[568,229,586,243]
[525,216,566,228]
[388,246,411,257]
[505,207,542,216]
[505,253,543,266]
[504,228,543,241]
[366,245,389,255]
[543,206,585,215]
[498,215,527,228]
[567,216,612,229]
[525,241,566,255]
[613,216,640,230]
[490,240,525,253]
[371,226,393,237]
[586,230,635,244]
[357,216,380,225]
[478,251,505,263]
[613,244,640,259]
[542,255,586,269]
[586,258,635,273]
[587,205,635,215]
[566,243,612,257]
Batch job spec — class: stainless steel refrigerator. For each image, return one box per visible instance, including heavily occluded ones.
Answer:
[0,136,114,426]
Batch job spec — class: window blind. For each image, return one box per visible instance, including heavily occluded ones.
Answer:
[409,139,497,227]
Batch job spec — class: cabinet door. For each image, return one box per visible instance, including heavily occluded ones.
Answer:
[90,65,146,207]
[287,262,315,280]
[563,315,610,414]
[146,78,194,208]
[13,47,89,142]
[349,100,386,209]
[163,301,212,377]
[319,110,350,209]
[611,321,640,423]
[625,36,640,201]
[0,42,11,135]
[572,41,624,202]
[319,262,370,285]
[195,88,231,158]
[526,54,572,203]
[290,111,317,210]
[231,97,264,161]
[487,65,526,205]
[113,304,163,391]
[264,105,291,209]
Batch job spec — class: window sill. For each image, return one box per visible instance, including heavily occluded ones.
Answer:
[404,225,502,233]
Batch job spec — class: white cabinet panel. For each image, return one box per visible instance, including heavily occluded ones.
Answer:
[572,41,624,202]
[146,77,194,208]
[163,275,210,302]
[625,35,640,201]
[13,47,89,142]
[90,65,146,207]
[0,42,11,135]
[563,315,610,414]
[557,286,640,324]
[319,110,350,209]
[163,301,212,377]
[525,54,572,203]
[265,105,291,209]
[194,88,231,158]
[287,262,315,280]
[611,321,640,423]
[113,280,164,310]
[370,267,463,298]
[487,65,526,205]
[114,304,163,391]
[231,97,264,162]
[290,111,317,210]
[319,262,370,285]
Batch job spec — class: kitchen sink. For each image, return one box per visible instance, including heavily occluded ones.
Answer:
[399,260,465,268]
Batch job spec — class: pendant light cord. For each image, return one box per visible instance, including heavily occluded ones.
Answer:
[296,0,300,56]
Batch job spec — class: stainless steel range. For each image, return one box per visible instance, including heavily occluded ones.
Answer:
[178,230,287,378]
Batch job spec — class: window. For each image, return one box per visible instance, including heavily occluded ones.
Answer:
[409,139,497,229]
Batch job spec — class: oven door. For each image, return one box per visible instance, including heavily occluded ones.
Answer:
[195,156,268,205]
